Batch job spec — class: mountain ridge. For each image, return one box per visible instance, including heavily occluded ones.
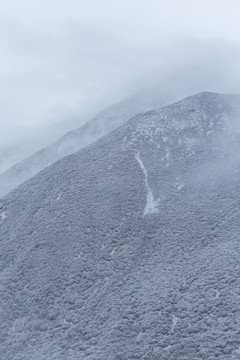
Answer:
[1,91,240,358]
[0,89,215,198]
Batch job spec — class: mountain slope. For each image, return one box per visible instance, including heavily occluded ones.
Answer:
[0,87,176,199]
[1,92,240,359]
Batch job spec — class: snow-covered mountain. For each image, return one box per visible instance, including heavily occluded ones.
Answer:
[1,92,240,359]
[0,87,181,198]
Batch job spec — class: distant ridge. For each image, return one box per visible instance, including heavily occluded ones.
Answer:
[0,87,175,198]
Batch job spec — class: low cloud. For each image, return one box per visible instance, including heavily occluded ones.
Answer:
[1,0,240,170]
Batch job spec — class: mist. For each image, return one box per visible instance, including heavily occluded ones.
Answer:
[1,0,240,172]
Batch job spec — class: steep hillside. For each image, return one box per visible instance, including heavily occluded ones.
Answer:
[1,92,240,359]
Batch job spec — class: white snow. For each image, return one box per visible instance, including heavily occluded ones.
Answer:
[174,183,185,192]
[165,147,170,166]
[74,252,82,260]
[170,314,179,332]
[209,118,214,128]
[161,147,171,166]
[56,192,62,200]
[135,152,160,216]
[0,211,7,220]
[110,248,116,256]
[163,345,172,351]
[136,332,143,342]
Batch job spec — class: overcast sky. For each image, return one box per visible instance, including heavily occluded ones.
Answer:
[1,0,240,158]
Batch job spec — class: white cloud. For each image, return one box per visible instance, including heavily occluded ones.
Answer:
[0,0,240,162]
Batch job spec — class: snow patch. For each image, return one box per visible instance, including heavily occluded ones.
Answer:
[170,314,179,332]
[56,192,62,200]
[165,147,170,166]
[110,248,116,256]
[0,211,7,220]
[174,183,185,192]
[136,332,144,342]
[135,152,160,216]
[209,118,214,128]
[74,252,82,260]
[160,147,171,166]
[163,345,172,351]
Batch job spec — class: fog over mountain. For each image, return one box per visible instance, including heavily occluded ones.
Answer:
[2,75,240,198]
[0,84,187,198]
[0,114,91,174]
[1,92,240,359]
[1,0,240,170]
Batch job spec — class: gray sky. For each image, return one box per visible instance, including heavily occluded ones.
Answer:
[1,0,240,156]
